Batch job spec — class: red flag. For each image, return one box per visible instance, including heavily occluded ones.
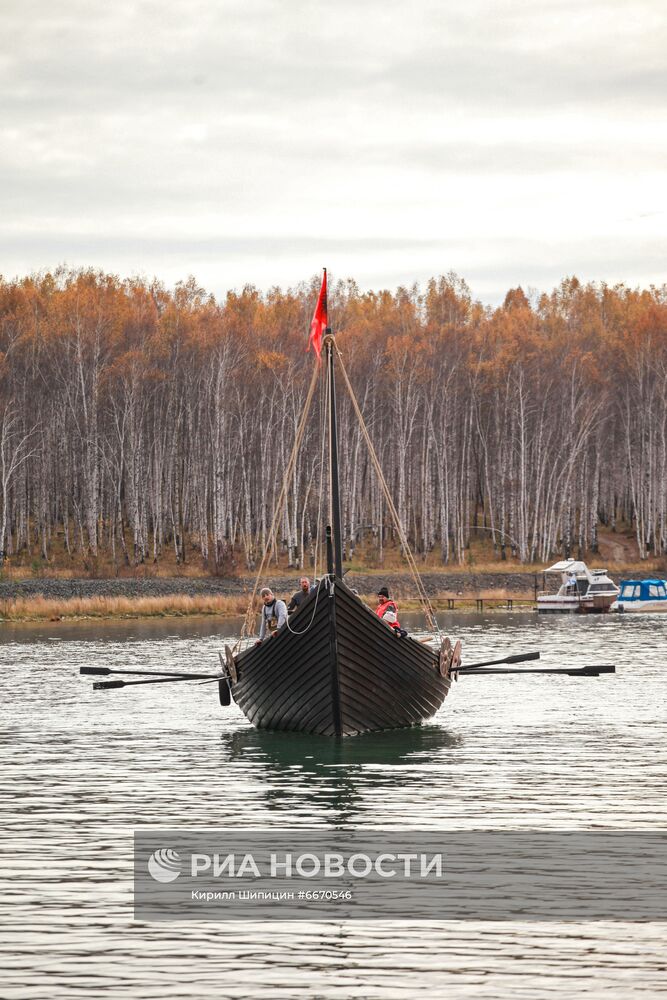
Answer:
[307,269,328,360]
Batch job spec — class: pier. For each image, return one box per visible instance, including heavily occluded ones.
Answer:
[440,594,533,611]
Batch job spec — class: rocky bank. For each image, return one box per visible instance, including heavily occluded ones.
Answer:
[0,571,544,602]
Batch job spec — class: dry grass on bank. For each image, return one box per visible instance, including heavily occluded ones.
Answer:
[1,587,538,623]
[0,593,251,622]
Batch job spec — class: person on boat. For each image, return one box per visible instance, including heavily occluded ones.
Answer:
[375,587,401,631]
[567,571,578,594]
[287,576,314,614]
[257,587,288,642]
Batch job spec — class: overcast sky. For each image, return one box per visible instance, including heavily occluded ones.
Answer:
[1,0,665,304]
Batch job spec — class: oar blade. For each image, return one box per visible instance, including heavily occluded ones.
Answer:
[573,664,616,676]
[505,651,540,664]
[93,680,125,690]
[80,667,110,676]
[463,650,540,670]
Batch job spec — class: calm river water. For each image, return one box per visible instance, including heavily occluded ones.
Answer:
[1,611,666,998]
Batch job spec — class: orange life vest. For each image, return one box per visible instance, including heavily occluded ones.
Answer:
[375,598,401,629]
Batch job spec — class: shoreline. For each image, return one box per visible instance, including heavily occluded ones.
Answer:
[0,595,538,624]
[0,567,649,622]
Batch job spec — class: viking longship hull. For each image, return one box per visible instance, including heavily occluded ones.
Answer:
[229,578,451,737]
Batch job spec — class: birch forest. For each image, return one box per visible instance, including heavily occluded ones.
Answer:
[1,268,666,571]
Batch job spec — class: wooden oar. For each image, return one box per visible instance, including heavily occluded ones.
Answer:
[457,664,615,677]
[80,666,221,680]
[93,676,213,690]
[462,651,540,669]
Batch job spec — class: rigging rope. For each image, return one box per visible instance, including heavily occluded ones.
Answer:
[236,343,440,645]
[334,344,441,635]
[239,362,321,643]
[284,578,325,636]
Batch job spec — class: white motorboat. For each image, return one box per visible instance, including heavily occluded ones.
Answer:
[611,579,667,612]
[537,560,619,614]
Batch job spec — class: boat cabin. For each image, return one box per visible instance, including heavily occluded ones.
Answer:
[537,560,619,614]
[611,579,667,612]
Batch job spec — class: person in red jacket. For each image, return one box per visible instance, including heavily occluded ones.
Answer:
[375,587,401,631]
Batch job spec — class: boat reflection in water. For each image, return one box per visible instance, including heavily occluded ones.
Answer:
[219,723,463,821]
[221,722,462,770]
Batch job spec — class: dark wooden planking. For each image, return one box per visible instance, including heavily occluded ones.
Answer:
[234,587,334,734]
[334,584,449,732]
[230,578,451,737]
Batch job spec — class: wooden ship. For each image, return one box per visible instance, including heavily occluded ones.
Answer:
[220,276,455,735]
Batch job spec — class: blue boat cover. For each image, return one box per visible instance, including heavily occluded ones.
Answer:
[618,579,667,601]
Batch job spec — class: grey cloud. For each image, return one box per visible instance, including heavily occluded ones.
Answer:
[0,233,432,260]
[381,43,667,113]
[2,119,664,226]
[356,139,667,176]
[1,0,665,302]
[2,0,666,119]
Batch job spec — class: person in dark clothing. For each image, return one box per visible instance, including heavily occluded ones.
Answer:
[287,576,314,614]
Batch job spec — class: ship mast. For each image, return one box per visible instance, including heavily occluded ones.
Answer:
[325,330,344,579]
